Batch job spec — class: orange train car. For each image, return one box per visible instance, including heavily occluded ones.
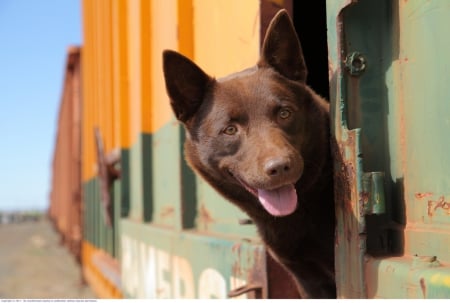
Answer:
[49,47,83,263]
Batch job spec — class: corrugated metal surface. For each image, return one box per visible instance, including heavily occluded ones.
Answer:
[81,0,126,297]
[328,0,450,298]
[49,46,82,262]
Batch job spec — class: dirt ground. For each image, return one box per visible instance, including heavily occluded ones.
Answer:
[0,218,96,299]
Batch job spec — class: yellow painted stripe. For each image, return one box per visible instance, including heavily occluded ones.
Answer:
[112,0,130,148]
[126,0,140,144]
[150,0,178,132]
[178,0,194,59]
[82,0,131,180]
[193,0,260,77]
[126,0,153,143]
[140,0,152,135]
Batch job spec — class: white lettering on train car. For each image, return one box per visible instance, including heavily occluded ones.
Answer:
[173,255,195,298]
[198,268,227,298]
[121,235,247,299]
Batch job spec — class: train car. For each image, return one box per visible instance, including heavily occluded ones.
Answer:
[50,0,450,299]
[79,0,300,298]
[49,46,83,263]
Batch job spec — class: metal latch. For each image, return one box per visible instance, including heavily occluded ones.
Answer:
[228,284,263,298]
[362,172,386,215]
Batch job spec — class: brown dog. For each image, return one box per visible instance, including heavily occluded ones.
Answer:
[163,9,335,298]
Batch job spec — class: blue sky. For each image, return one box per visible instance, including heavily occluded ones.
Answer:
[0,1,81,211]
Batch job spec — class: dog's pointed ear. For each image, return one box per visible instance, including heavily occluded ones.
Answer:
[163,50,213,123]
[258,9,307,82]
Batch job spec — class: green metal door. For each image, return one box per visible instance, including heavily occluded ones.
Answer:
[328,0,450,298]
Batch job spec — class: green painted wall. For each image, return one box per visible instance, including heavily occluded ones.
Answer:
[83,178,115,256]
[129,133,153,222]
[328,0,450,298]
[120,219,265,299]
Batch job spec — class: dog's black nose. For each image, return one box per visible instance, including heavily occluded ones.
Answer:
[264,157,291,177]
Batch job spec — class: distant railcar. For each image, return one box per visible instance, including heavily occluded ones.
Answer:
[49,46,83,263]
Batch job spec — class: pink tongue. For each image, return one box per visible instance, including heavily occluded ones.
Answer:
[257,184,297,216]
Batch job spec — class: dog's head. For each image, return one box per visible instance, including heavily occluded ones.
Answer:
[163,10,329,218]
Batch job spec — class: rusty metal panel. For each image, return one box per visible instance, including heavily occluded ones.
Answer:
[397,0,450,261]
[328,0,450,298]
[327,0,367,298]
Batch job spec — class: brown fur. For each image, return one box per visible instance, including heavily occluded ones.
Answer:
[162,10,335,298]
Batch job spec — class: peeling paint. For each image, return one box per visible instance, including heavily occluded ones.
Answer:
[427,196,450,217]
[415,192,433,199]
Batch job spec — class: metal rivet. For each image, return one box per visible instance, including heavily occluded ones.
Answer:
[345,52,367,76]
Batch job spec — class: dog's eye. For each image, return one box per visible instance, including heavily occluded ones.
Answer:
[223,125,238,135]
[279,107,292,119]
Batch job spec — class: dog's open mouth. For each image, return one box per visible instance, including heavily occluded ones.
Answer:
[229,171,298,217]
[257,185,297,217]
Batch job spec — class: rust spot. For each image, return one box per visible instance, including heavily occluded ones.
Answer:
[159,206,174,218]
[359,190,370,218]
[232,242,242,252]
[231,259,242,278]
[360,191,370,204]
[358,193,368,218]
[231,242,243,277]
[332,137,358,245]
[420,277,426,298]
[427,196,450,217]
[415,192,433,199]
[199,204,215,230]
